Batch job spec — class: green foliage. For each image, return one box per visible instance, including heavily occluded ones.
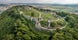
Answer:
[56,11,68,17]
[40,21,48,27]
[50,21,57,27]
[0,5,78,40]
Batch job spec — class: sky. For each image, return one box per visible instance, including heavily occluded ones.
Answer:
[0,0,78,4]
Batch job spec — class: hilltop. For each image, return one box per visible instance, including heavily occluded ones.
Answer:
[0,5,78,40]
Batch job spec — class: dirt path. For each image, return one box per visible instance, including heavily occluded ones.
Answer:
[22,13,67,31]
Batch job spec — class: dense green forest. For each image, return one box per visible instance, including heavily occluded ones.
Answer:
[0,5,78,40]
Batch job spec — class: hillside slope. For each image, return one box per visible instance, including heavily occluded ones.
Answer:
[0,5,78,40]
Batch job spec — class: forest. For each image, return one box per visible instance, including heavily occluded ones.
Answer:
[0,5,78,40]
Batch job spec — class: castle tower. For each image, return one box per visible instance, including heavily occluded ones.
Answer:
[48,18,51,28]
[38,13,42,27]
[31,17,33,21]
[38,13,42,21]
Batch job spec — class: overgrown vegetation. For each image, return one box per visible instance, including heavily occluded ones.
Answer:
[0,5,78,40]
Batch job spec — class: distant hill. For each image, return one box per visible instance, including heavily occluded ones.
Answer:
[9,3,78,7]
[0,4,9,6]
